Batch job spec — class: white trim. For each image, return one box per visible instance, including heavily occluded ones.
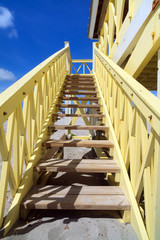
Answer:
[88,0,99,39]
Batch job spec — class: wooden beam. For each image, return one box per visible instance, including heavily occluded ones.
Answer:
[124,4,160,78]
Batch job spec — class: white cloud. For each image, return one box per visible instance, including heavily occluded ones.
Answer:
[0,6,18,38]
[0,6,13,28]
[8,28,18,38]
[0,68,16,81]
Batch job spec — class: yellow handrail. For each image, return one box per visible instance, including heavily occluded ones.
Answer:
[94,46,160,240]
[0,43,71,234]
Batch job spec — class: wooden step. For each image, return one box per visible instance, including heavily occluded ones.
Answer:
[67,76,94,80]
[52,114,105,118]
[21,185,130,210]
[42,139,114,148]
[56,104,102,108]
[59,97,100,101]
[64,86,97,90]
[48,125,108,131]
[35,159,120,173]
[66,81,95,85]
[63,91,99,95]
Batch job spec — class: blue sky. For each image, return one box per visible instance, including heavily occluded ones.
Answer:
[0,0,94,93]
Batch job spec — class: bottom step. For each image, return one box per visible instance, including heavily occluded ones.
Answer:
[21,185,130,211]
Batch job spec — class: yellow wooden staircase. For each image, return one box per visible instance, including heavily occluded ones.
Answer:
[21,74,130,212]
[0,43,160,240]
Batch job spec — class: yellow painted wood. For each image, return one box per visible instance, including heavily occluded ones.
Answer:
[143,167,152,239]
[0,46,69,126]
[108,2,115,57]
[103,22,108,55]
[72,59,93,63]
[94,51,149,239]
[72,135,92,140]
[94,47,160,135]
[151,135,160,240]
[0,44,70,235]
[115,0,125,44]
[124,4,160,78]
[135,130,154,202]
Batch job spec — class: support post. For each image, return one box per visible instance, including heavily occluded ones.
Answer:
[93,42,96,73]
[157,49,160,99]
[65,41,70,74]
[64,42,71,127]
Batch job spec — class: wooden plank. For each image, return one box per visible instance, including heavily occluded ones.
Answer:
[66,78,94,81]
[22,185,124,196]
[38,159,117,164]
[48,125,109,131]
[42,139,114,148]
[52,113,105,118]
[35,159,120,173]
[65,81,95,85]
[64,86,96,90]
[65,85,96,89]
[56,104,102,108]
[67,76,93,79]
[21,185,130,210]
[60,97,100,101]
[63,91,99,95]
[66,79,94,82]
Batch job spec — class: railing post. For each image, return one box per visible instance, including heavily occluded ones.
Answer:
[65,41,70,74]
[93,42,96,73]
[64,41,71,127]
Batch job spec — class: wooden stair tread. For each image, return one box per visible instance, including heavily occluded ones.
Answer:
[63,91,98,95]
[67,77,94,80]
[43,139,114,148]
[57,104,102,108]
[52,114,105,118]
[49,125,108,130]
[65,86,96,89]
[35,159,120,173]
[64,88,97,91]
[21,185,130,210]
[60,97,100,100]
[65,83,95,86]
[66,81,95,85]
